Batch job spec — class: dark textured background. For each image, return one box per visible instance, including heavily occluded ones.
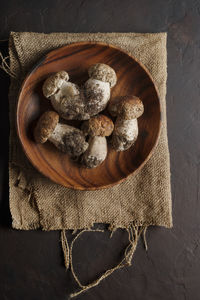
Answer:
[0,0,199,299]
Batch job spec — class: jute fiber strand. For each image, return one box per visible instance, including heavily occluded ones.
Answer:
[7,32,172,297]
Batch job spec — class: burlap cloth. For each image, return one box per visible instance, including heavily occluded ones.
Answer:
[9,32,172,232]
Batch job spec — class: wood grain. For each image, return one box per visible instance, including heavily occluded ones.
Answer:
[16,42,161,190]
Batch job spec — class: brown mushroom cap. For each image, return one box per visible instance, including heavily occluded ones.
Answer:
[88,63,117,88]
[81,114,114,137]
[42,71,69,98]
[108,95,144,119]
[34,111,59,143]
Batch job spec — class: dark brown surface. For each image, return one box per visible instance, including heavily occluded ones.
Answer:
[0,0,199,299]
[17,42,160,190]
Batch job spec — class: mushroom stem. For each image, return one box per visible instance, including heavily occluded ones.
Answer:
[48,123,89,157]
[84,78,110,110]
[111,118,138,151]
[48,123,71,149]
[82,136,107,168]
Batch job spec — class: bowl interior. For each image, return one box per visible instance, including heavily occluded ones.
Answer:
[17,42,161,190]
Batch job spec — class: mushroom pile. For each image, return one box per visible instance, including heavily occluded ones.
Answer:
[34,63,144,168]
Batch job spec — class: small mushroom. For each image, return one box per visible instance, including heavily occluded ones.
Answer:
[84,64,117,116]
[34,111,88,158]
[42,64,117,120]
[43,71,85,120]
[43,71,69,98]
[81,114,114,137]
[108,96,144,151]
[81,114,113,168]
[81,136,107,169]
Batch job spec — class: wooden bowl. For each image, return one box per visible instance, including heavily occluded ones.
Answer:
[17,42,161,190]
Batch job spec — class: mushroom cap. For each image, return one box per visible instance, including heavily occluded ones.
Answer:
[88,63,117,88]
[81,114,114,137]
[42,71,69,98]
[108,95,144,119]
[34,111,59,144]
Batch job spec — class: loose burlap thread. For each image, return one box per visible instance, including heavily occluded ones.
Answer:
[7,32,172,297]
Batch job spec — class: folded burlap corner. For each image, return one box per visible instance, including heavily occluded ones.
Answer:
[9,32,172,232]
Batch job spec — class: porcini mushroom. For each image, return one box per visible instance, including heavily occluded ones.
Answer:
[43,71,86,120]
[108,95,144,151]
[42,71,69,98]
[84,64,117,116]
[81,114,114,168]
[34,111,88,158]
[42,64,117,120]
